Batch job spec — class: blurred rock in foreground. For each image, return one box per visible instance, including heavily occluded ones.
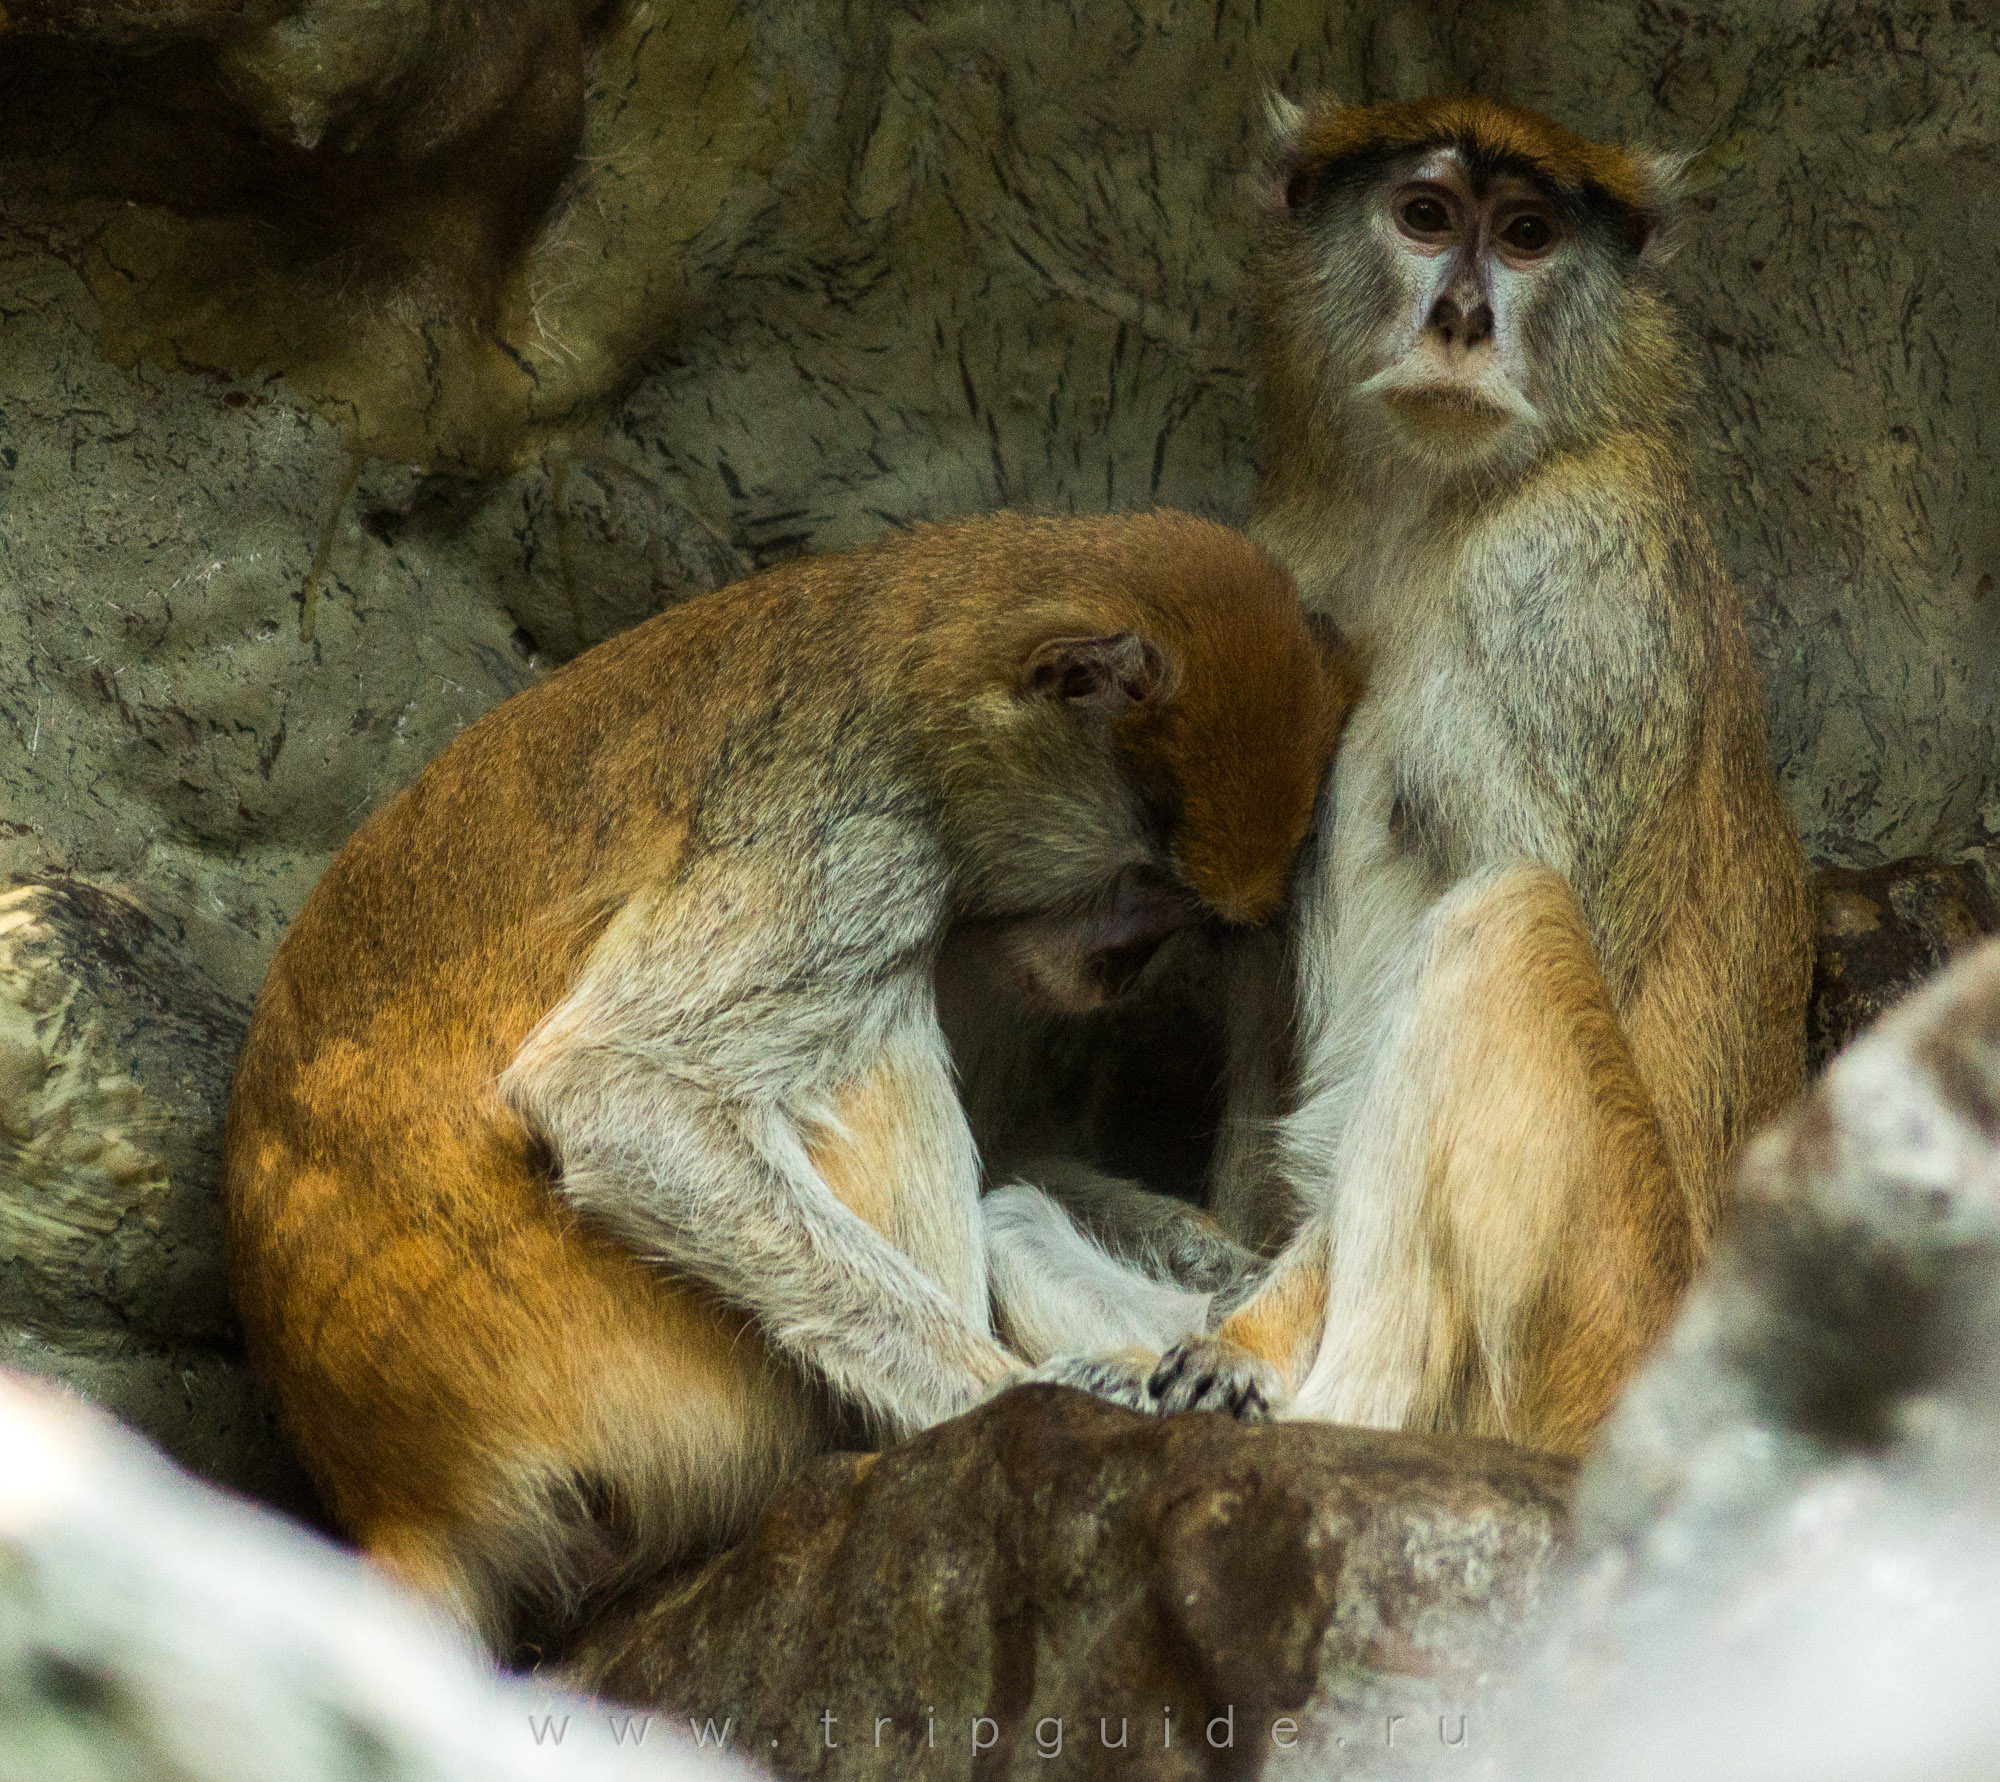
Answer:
[565,1388,1573,1781]
[0,1369,749,1782]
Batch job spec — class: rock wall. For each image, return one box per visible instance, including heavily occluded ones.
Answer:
[1,2,1995,1495]
[2,2,1993,1007]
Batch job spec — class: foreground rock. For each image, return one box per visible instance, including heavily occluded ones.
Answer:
[0,874,312,1512]
[0,1369,745,1782]
[564,1389,1572,1781]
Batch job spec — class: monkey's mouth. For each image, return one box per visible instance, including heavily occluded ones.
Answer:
[1003,868,1196,1013]
[1081,869,1196,998]
[1383,385,1512,425]
[1358,359,1538,436]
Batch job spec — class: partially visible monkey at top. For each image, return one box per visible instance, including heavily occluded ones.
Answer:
[222,510,1353,1656]
[1018,94,1813,1453]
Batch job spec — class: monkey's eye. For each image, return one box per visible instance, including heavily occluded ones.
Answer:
[1499,213,1556,256]
[1399,196,1452,236]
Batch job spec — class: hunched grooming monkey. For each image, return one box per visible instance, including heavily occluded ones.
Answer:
[1130,95,1813,1452]
[222,510,1348,1652]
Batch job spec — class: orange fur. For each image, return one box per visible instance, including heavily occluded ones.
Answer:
[1213,1244,1330,1388]
[1213,871,1690,1451]
[808,1061,912,1239]
[1406,869,1687,1449]
[916,515,1352,922]
[1282,94,1663,217]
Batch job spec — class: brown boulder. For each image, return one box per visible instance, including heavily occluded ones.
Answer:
[563,1389,1571,1781]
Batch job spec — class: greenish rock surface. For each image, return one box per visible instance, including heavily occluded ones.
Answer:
[3,1,1994,1014]
[0,874,315,1511]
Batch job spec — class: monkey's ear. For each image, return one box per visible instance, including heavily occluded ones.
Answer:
[1020,633,1175,714]
[1629,147,1694,261]
[1261,88,1307,142]
[1256,87,1335,214]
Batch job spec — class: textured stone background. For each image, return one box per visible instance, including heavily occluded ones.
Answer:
[3,1,1994,1006]
[0,0,1995,1495]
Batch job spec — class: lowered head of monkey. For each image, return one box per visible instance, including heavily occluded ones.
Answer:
[1257,94,1689,483]
[914,516,1349,1010]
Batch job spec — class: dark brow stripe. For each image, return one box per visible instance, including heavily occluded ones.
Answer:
[1292,136,1652,249]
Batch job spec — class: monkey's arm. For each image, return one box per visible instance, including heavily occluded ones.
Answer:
[506,991,1018,1435]
[976,1174,1284,1419]
[498,854,1027,1437]
[983,1178,1214,1364]
[1003,1157,1263,1297]
[1468,482,1710,899]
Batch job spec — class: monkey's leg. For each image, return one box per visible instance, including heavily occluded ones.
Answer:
[1183,862,1684,1448]
[1132,1225,1324,1418]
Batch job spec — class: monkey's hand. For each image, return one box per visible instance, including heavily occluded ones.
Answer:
[1143,1335,1287,1420]
[1004,1347,1160,1414]
[1002,1343,1278,1422]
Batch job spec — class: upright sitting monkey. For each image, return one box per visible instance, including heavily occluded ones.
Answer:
[1127,96,1811,1451]
[223,510,1347,1653]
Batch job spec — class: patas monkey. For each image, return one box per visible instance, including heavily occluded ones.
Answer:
[1135,96,1813,1451]
[222,510,1348,1652]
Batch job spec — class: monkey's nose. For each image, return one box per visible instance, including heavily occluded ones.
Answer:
[1427,293,1495,351]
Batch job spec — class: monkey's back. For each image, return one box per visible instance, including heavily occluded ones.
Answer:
[222,551,901,1564]
[1615,568,1813,1255]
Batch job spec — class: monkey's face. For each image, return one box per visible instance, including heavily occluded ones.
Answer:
[1262,98,1681,478]
[944,630,1208,1013]
[941,604,1344,1013]
[1351,155,1559,456]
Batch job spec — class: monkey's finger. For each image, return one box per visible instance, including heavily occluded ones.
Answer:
[1145,1336,1284,1422]
[1009,1348,1160,1413]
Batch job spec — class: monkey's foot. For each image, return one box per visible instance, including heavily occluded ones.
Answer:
[1145,1336,1285,1421]
[1010,1347,1160,1413]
